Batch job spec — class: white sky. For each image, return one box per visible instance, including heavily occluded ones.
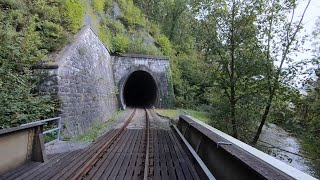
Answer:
[281,0,320,90]
[297,0,320,60]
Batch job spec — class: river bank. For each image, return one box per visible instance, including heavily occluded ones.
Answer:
[257,123,317,178]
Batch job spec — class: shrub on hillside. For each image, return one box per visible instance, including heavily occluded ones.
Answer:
[128,40,162,56]
[40,20,68,51]
[113,34,129,53]
[99,25,113,50]
[0,0,85,128]
[117,0,145,29]
[126,32,162,55]
[101,16,126,34]
[148,22,161,38]
[91,0,104,14]
[0,9,56,128]
[156,34,172,56]
[64,0,84,33]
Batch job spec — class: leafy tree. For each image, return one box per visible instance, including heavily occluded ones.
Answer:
[251,0,312,144]
[193,0,266,138]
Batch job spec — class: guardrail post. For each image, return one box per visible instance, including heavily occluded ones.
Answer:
[32,126,47,162]
[57,117,61,141]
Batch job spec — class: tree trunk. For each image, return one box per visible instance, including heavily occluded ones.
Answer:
[251,99,271,144]
[229,0,238,138]
[252,79,277,145]
[230,93,238,138]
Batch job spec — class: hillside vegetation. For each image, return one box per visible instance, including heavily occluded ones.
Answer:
[85,0,172,56]
[0,0,171,128]
[0,0,84,128]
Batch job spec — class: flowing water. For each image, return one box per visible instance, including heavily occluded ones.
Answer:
[257,123,317,178]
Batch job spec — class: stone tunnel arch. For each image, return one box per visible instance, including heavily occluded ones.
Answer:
[118,66,160,109]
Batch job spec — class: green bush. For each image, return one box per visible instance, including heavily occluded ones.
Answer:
[64,0,84,33]
[21,15,47,64]
[156,34,172,55]
[0,0,82,128]
[105,0,112,8]
[101,16,126,34]
[30,0,63,23]
[98,25,113,50]
[40,20,68,51]
[127,38,162,55]
[117,0,146,29]
[0,0,24,9]
[91,0,104,14]
[108,20,126,34]
[148,22,161,38]
[0,69,57,128]
[113,34,129,53]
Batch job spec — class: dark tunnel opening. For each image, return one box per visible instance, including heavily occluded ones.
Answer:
[123,71,157,108]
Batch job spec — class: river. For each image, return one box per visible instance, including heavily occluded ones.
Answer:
[257,123,317,178]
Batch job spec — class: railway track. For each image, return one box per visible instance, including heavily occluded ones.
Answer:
[1,108,316,180]
[71,108,151,180]
[3,108,202,180]
[72,108,133,179]
[70,108,200,180]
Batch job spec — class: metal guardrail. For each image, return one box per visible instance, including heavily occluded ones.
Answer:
[21,117,61,143]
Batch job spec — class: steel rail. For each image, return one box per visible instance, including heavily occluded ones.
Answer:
[70,108,137,180]
[143,109,150,180]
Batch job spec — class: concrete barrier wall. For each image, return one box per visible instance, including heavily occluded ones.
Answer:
[0,124,46,175]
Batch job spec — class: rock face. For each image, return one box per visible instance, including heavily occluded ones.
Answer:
[39,27,173,137]
[111,2,121,19]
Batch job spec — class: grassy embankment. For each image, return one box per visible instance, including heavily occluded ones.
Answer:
[72,110,125,142]
[156,109,210,124]
[71,109,209,142]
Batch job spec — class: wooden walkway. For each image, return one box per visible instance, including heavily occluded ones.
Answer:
[148,129,200,180]
[1,129,200,180]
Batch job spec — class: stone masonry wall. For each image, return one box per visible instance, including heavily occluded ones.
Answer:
[43,27,118,137]
[112,55,172,108]
[38,27,174,137]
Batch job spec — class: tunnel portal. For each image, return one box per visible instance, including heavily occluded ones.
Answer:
[123,71,158,108]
